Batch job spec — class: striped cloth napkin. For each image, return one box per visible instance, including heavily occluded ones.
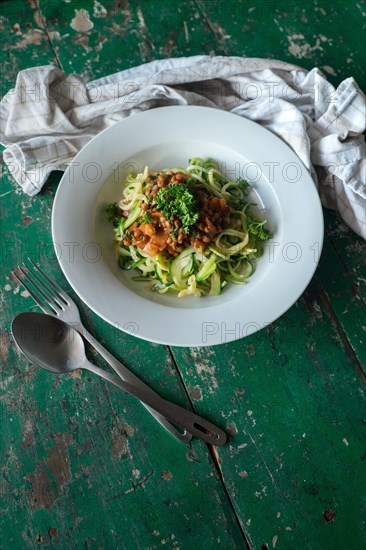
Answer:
[0,55,365,238]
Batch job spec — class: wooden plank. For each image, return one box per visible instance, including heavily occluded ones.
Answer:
[317,210,366,367]
[0,1,248,548]
[195,0,366,89]
[38,0,225,81]
[1,333,246,548]
[0,0,58,97]
[1,1,365,549]
[166,2,366,546]
[170,261,366,548]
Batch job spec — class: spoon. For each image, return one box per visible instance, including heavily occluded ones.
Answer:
[12,312,227,446]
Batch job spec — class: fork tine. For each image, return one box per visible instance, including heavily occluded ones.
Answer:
[27,258,70,304]
[12,268,56,316]
[23,261,65,310]
[17,266,62,315]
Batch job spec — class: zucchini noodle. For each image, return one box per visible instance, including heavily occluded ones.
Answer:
[106,158,272,297]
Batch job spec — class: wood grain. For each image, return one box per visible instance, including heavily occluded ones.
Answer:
[1,0,365,548]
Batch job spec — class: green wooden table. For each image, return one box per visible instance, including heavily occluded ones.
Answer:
[1,1,365,548]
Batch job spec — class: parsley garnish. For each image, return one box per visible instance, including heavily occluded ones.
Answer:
[155,183,199,235]
[106,202,120,226]
[247,218,272,241]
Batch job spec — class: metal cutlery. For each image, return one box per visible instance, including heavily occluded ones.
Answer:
[12,260,227,446]
[12,260,192,443]
[12,312,227,446]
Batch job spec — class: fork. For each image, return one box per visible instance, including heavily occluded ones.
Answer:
[13,260,192,443]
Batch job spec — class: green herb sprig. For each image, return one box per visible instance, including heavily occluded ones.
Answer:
[106,202,120,226]
[155,183,199,235]
[247,218,272,241]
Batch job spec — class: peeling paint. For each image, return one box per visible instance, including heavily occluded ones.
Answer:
[70,368,82,379]
[188,386,202,401]
[105,21,126,36]
[137,7,147,31]
[93,1,107,18]
[194,357,218,389]
[22,216,33,227]
[226,422,238,435]
[48,31,61,41]
[70,9,94,32]
[183,21,189,43]
[21,431,36,449]
[122,422,135,437]
[47,433,72,491]
[315,7,327,15]
[12,23,22,35]
[210,23,231,41]
[0,330,10,363]
[0,373,14,390]
[13,29,43,49]
[287,33,327,58]
[111,427,129,458]
[26,464,55,509]
[95,35,108,51]
[72,34,91,52]
[322,65,337,76]
[33,10,45,30]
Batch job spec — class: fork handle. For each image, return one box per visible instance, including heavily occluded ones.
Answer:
[74,322,192,444]
[84,361,227,447]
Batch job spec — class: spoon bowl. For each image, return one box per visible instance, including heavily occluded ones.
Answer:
[12,312,87,374]
[12,311,227,445]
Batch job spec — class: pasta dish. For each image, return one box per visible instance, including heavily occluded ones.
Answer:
[106,158,272,297]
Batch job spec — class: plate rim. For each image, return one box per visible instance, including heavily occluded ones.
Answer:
[52,105,324,347]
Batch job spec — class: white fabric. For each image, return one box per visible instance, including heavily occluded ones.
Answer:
[1,55,365,238]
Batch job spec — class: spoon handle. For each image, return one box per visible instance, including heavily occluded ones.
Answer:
[75,323,192,444]
[84,361,227,447]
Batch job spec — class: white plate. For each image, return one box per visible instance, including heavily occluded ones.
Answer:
[52,106,323,347]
